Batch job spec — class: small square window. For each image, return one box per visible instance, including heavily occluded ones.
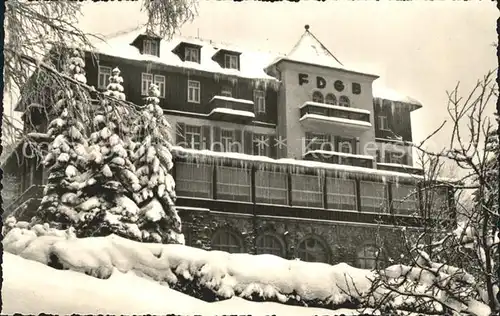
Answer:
[224,54,239,69]
[221,86,232,97]
[185,47,200,63]
[379,116,389,130]
[143,40,159,56]
[141,73,153,96]
[188,80,201,103]
[254,90,266,114]
[98,66,112,89]
[154,75,166,98]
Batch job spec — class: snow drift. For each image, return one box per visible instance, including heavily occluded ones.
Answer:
[2,224,492,316]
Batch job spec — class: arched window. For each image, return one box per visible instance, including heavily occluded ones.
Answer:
[211,229,245,253]
[325,93,337,105]
[356,245,380,270]
[295,236,329,263]
[312,91,324,103]
[339,96,350,107]
[256,233,286,257]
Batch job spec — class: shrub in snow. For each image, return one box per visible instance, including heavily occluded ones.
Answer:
[131,84,183,244]
[2,231,491,315]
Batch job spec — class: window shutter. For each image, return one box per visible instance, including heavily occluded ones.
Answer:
[244,131,253,155]
[202,125,211,150]
[234,129,242,153]
[176,122,186,147]
[270,135,277,158]
[213,126,221,152]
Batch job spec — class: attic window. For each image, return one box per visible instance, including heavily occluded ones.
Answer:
[224,54,239,69]
[185,47,200,63]
[143,39,159,56]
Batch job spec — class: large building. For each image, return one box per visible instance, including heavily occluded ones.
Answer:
[3,26,453,268]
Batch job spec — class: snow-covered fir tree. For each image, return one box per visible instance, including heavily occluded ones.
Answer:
[35,49,90,228]
[67,48,87,84]
[76,68,143,240]
[132,84,184,244]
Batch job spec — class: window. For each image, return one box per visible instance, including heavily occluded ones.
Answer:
[255,170,288,205]
[291,174,323,208]
[187,80,201,103]
[216,166,251,202]
[312,91,324,103]
[430,187,449,212]
[221,129,236,152]
[211,229,244,253]
[141,73,153,96]
[392,184,419,216]
[253,133,270,157]
[336,137,355,154]
[256,234,286,257]
[254,90,266,113]
[98,66,112,89]
[221,86,232,97]
[378,116,389,130]
[356,245,380,270]
[326,178,357,211]
[184,47,200,63]
[154,75,166,98]
[185,125,202,149]
[143,39,159,56]
[360,181,388,213]
[305,132,331,152]
[339,95,350,107]
[224,54,239,69]
[296,237,329,263]
[385,150,407,165]
[325,93,337,105]
[175,162,213,198]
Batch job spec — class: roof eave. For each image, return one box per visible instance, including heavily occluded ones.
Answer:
[267,58,380,80]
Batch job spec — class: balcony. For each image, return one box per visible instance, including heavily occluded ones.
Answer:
[376,162,424,176]
[304,150,374,169]
[299,101,372,137]
[208,96,255,124]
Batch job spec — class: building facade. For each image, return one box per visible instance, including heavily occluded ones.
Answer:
[3,26,453,268]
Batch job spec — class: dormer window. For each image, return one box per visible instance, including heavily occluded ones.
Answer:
[185,47,200,63]
[143,39,159,56]
[224,54,239,69]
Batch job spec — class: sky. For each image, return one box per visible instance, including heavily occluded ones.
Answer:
[4,1,497,157]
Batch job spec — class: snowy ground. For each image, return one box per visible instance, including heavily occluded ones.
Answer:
[2,224,490,316]
[3,252,371,315]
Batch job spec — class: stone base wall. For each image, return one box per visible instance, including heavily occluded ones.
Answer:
[179,207,413,267]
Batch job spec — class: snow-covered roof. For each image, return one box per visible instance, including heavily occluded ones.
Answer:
[208,108,255,118]
[171,146,451,184]
[266,26,378,78]
[299,114,373,128]
[372,86,423,109]
[304,150,374,161]
[92,27,279,82]
[300,101,371,115]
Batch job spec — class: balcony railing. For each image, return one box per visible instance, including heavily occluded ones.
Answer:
[299,102,372,136]
[303,150,374,169]
[208,96,255,123]
[300,102,370,123]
